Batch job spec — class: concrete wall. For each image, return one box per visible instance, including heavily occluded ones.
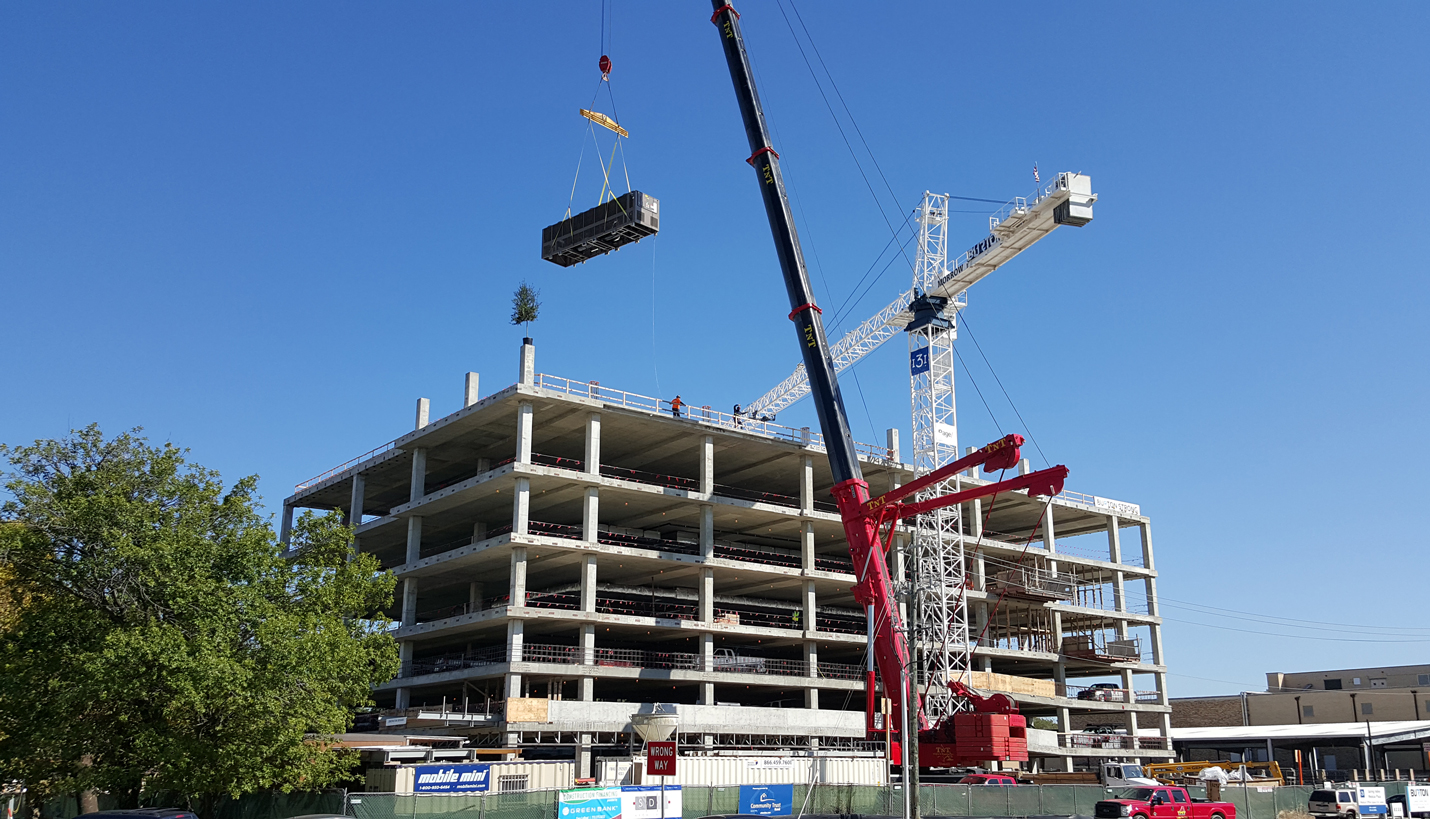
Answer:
[1169,696,1245,728]
[1270,665,1430,692]
[1246,689,1430,724]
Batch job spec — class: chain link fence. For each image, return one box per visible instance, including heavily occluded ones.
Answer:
[345,785,1331,819]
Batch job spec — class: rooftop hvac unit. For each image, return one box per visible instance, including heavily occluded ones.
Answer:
[541,191,660,267]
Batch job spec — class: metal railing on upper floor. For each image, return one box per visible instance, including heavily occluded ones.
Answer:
[532,373,900,464]
[399,642,867,682]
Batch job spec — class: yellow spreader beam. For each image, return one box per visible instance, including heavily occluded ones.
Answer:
[579,108,629,138]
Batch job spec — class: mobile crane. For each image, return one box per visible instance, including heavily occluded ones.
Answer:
[707,0,1071,780]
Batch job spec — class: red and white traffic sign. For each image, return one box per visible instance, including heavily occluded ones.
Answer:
[646,741,677,776]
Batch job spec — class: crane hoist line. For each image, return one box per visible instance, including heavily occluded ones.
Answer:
[707,0,1073,775]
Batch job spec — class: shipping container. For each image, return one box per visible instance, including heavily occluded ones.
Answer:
[366,760,574,794]
[596,755,885,787]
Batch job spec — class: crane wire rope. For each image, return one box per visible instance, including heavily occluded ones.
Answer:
[954,307,1050,467]
[774,0,914,277]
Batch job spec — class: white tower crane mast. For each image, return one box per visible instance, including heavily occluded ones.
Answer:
[905,192,969,723]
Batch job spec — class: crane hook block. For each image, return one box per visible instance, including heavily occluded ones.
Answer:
[541,191,660,267]
[599,55,612,77]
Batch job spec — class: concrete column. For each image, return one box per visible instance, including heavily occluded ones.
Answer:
[802,580,817,633]
[473,520,489,543]
[699,505,714,559]
[504,620,524,697]
[1109,515,1128,617]
[799,455,814,514]
[401,578,419,625]
[410,448,427,503]
[1018,457,1031,476]
[886,428,900,462]
[581,555,597,612]
[348,474,366,527]
[583,488,599,542]
[801,521,815,573]
[516,402,533,464]
[699,435,714,495]
[804,641,819,709]
[1042,501,1058,574]
[1141,522,1165,669]
[415,397,430,430]
[585,412,601,475]
[465,372,480,407]
[699,568,714,622]
[578,732,593,780]
[969,501,986,591]
[1127,709,1141,759]
[580,625,595,702]
[405,516,423,565]
[469,581,483,611]
[279,503,294,546]
[510,545,528,606]
[699,633,716,705]
[396,639,413,710]
[513,476,531,536]
[519,340,535,386]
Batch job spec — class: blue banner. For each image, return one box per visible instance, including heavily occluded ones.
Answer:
[412,763,491,793]
[910,349,930,375]
[740,784,794,816]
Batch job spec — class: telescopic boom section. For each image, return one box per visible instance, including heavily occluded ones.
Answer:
[708,1,918,732]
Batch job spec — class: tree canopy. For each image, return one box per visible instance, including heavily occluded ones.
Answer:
[0,426,398,812]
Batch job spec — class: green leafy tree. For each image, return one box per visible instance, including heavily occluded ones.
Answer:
[0,426,398,816]
[510,280,541,335]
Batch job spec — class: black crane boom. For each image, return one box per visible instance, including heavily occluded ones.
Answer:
[708,1,863,487]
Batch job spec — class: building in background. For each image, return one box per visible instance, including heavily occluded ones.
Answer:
[282,341,1172,776]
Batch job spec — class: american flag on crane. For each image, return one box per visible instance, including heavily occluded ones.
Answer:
[1033,163,1040,184]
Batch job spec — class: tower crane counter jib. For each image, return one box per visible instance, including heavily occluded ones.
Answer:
[708,1,1071,768]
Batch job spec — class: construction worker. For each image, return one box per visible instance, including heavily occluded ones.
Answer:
[670,395,683,418]
[732,403,743,428]
[791,609,801,628]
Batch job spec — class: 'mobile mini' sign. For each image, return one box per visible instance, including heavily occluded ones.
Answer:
[413,764,491,793]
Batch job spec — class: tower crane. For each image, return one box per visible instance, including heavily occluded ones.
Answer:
[706,0,1076,794]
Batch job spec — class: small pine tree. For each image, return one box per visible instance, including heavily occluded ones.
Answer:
[510,281,541,336]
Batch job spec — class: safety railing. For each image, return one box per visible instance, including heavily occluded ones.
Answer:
[531,372,898,463]
[1058,684,1158,704]
[401,642,867,682]
[1059,732,1170,751]
[294,440,398,491]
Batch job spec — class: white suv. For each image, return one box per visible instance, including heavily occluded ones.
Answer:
[1309,789,1358,818]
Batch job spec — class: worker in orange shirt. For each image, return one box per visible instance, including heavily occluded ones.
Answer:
[670,395,684,418]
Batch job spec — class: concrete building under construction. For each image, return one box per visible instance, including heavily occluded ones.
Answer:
[281,341,1174,776]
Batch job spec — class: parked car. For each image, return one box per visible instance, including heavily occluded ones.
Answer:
[958,773,1017,785]
[1079,683,1129,702]
[1309,789,1359,818]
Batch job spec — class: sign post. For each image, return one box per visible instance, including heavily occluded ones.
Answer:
[646,741,677,819]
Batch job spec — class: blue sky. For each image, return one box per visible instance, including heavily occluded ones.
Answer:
[3,2,1428,697]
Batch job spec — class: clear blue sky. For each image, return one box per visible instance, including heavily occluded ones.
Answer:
[4,2,1428,697]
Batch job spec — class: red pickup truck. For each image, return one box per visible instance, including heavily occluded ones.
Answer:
[1095,786,1237,819]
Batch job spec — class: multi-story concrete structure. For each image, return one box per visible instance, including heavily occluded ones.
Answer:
[282,341,1173,774]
